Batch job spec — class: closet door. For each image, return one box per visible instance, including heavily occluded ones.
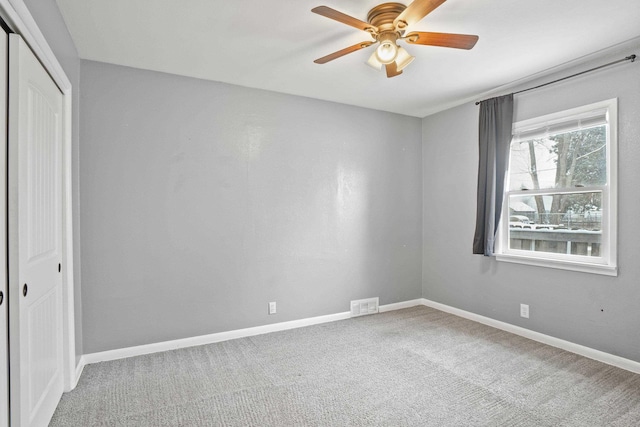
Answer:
[8,34,64,427]
[0,24,8,427]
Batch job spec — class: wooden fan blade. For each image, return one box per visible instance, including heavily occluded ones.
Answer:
[405,32,479,49]
[312,6,378,33]
[385,62,402,78]
[394,0,447,28]
[314,41,375,64]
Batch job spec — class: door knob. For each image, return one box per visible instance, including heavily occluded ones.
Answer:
[23,284,28,297]
[0,291,3,305]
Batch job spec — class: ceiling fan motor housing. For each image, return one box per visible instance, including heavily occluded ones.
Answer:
[367,2,407,34]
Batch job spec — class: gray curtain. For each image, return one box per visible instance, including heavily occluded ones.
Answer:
[473,94,514,256]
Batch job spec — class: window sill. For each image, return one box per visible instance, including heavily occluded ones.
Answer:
[495,253,617,276]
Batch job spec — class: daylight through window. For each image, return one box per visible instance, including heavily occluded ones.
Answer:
[497,99,617,275]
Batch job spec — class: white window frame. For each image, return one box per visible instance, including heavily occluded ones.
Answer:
[495,99,617,276]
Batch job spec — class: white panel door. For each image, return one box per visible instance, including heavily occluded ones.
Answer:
[8,34,64,427]
[0,23,8,427]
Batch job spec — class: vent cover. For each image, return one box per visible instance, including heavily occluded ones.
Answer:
[350,297,379,317]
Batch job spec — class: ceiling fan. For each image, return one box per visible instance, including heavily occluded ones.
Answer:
[312,0,478,78]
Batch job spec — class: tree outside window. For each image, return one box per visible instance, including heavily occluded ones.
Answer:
[498,99,617,275]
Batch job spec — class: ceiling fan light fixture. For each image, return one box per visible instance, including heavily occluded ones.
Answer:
[375,41,398,64]
[395,47,415,71]
[375,33,399,64]
[366,51,383,70]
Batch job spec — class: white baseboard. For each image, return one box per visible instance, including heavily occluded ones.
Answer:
[420,298,640,375]
[84,310,353,364]
[379,298,424,313]
[73,356,86,389]
[83,299,423,365]
[81,297,640,377]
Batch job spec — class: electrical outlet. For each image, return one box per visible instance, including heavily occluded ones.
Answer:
[520,303,529,319]
[268,301,276,315]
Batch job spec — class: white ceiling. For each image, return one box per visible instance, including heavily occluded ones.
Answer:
[56,0,640,118]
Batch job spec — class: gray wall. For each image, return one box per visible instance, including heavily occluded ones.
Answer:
[80,61,423,353]
[23,0,83,360]
[422,46,640,362]
[28,0,639,363]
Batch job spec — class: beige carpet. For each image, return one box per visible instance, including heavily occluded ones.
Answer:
[51,306,640,426]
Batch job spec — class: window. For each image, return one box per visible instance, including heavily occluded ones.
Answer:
[496,99,617,275]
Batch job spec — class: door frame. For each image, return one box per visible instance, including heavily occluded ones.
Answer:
[0,24,8,427]
[0,0,76,391]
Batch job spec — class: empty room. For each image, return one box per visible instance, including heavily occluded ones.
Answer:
[1,0,640,425]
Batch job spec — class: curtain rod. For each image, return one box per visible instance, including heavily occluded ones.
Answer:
[475,54,636,105]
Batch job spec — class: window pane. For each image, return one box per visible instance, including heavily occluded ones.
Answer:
[508,192,602,256]
[508,125,606,191]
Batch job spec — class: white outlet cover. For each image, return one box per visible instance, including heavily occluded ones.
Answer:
[520,304,529,318]
[268,301,276,315]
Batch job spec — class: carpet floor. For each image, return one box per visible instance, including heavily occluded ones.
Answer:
[51,306,640,426]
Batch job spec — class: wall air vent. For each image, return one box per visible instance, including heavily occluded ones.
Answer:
[350,297,379,317]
